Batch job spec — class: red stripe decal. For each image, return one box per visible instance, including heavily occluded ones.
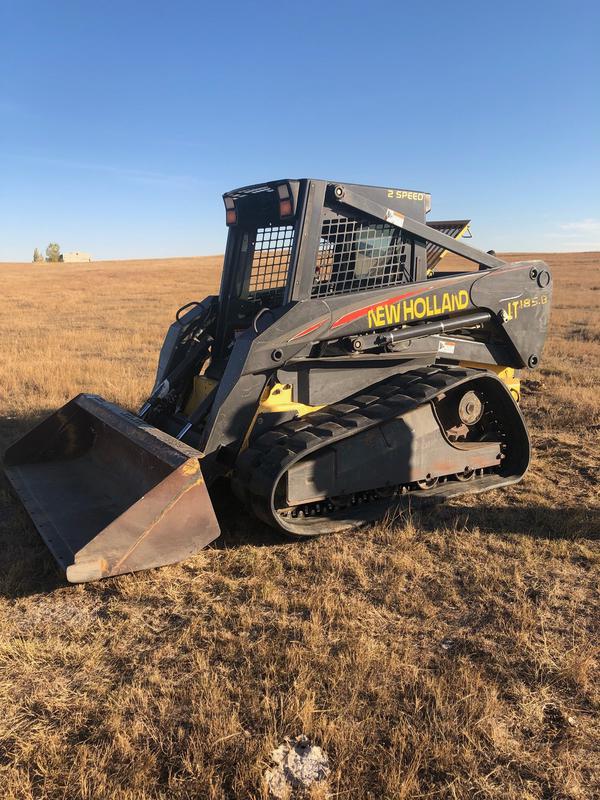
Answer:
[327,263,529,332]
[331,287,427,330]
[288,320,325,341]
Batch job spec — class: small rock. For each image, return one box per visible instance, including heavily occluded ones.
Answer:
[440,637,454,651]
[265,735,330,799]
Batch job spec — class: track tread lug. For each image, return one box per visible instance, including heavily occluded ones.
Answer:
[328,402,360,415]
[285,419,313,433]
[235,447,262,473]
[264,444,292,463]
[313,421,347,437]
[340,412,372,428]
[254,430,289,448]
[351,394,380,407]
[287,430,323,449]
[361,404,393,421]
[382,394,415,409]
[302,411,332,425]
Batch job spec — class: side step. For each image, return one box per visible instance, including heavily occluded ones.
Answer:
[4,395,220,582]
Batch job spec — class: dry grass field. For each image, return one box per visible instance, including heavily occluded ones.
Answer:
[0,252,598,799]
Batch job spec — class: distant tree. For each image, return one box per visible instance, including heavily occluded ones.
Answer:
[45,243,61,262]
[32,247,43,262]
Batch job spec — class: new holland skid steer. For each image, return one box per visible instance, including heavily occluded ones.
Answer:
[4,179,552,582]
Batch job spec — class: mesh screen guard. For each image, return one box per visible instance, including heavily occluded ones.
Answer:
[312,214,412,298]
[241,224,295,300]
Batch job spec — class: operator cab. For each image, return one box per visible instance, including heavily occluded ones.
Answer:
[213,179,432,364]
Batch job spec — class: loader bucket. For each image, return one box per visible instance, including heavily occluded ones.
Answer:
[4,395,220,582]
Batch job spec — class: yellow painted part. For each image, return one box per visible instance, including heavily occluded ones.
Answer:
[240,383,324,454]
[184,375,218,415]
[438,223,470,262]
[459,361,520,402]
[258,383,324,417]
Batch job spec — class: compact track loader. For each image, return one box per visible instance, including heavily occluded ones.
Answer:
[4,180,552,582]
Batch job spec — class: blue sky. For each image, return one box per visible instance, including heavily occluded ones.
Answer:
[1,0,599,261]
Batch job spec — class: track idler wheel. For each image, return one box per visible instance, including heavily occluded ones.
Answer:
[454,467,475,481]
[417,475,439,490]
[458,390,483,425]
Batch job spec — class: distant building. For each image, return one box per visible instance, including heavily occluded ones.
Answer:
[63,251,92,262]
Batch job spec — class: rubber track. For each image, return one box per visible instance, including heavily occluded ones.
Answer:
[233,366,489,531]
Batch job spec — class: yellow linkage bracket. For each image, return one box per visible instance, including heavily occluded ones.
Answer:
[459,362,520,402]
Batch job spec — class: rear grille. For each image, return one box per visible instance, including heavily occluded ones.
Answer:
[244,225,294,299]
[426,220,470,271]
[311,216,411,298]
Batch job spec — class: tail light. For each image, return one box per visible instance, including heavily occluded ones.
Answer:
[277,183,294,218]
[224,197,237,226]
